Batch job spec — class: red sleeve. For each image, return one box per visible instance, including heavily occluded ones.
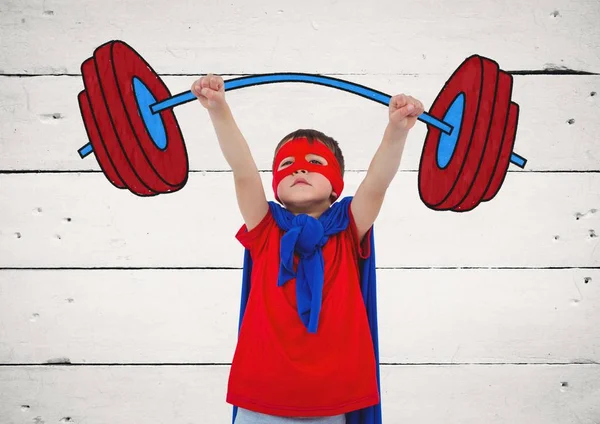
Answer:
[235,209,274,254]
[348,204,372,259]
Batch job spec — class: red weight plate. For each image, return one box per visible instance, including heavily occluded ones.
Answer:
[77,90,126,189]
[482,102,519,202]
[94,40,188,192]
[81,53,156,196]
[432,57,499,210]
[418,55,498,209]
[454,70,513,212]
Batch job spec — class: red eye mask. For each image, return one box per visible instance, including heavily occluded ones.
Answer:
[272,137,344,203]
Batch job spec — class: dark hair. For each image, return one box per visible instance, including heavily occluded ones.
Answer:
[273,129,345,175]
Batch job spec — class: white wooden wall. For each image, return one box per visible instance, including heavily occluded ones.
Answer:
[1,0,599,423]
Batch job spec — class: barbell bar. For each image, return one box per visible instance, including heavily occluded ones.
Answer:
[78,72,526,169]
[76,40,527,211]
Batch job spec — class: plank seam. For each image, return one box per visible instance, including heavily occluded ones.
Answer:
[1,69,599,77]
[1,362,598,366]
[0,267,598,271]
[1,170,600,174]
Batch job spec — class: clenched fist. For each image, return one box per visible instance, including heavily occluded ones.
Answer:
[191,73,227,112]
[388,93,424,132]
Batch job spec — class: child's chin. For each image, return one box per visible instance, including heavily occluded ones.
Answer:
[283,193,330,205]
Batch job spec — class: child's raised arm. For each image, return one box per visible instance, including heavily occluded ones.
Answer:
[192,74,268,230]
[351,94,424,241]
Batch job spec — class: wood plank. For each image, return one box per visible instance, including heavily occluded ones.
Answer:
[0,173,598,268]
[0,365,598,423]
[1,75,598,171]
[1,0,599,74]
[0,269,598,364]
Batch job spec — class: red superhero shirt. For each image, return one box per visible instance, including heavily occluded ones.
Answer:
[227,201,379,417]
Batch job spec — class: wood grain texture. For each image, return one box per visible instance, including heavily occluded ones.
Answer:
[0,269,598,364]
[1,173,598,268]
[1,75,598,171]
[1,0,599,422]
[1,0,599,74]
[0,365,598,423]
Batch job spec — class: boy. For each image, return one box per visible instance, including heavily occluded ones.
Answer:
[191,74,424,423]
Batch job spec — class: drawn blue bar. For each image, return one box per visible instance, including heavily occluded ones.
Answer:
[149,74,454,134]
[78,143,93,158]
[418,113,453,135]
[80,73,527,168]
[151,91,196,114]
[510,153,527,168]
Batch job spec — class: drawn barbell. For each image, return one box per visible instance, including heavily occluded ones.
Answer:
[77,40,527,212]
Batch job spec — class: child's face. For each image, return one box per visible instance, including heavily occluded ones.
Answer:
[275,149,337,208]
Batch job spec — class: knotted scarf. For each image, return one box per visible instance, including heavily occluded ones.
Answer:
[269,196,351,333]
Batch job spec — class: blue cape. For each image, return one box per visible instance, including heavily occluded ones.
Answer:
[233,196,382,423]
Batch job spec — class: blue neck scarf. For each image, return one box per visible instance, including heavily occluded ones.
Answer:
[268,197,352,333]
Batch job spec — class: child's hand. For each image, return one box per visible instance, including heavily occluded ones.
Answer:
[388,93,424,132]
[191,73,227,112]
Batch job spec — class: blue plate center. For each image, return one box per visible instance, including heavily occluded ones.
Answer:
[133,77,168,150]
[436,93,465,169]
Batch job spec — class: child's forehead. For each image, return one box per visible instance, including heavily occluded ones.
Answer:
[279,151,325,159]
[276,138,328,156]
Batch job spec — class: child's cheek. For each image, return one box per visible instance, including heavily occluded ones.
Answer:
[278,175,293,191]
